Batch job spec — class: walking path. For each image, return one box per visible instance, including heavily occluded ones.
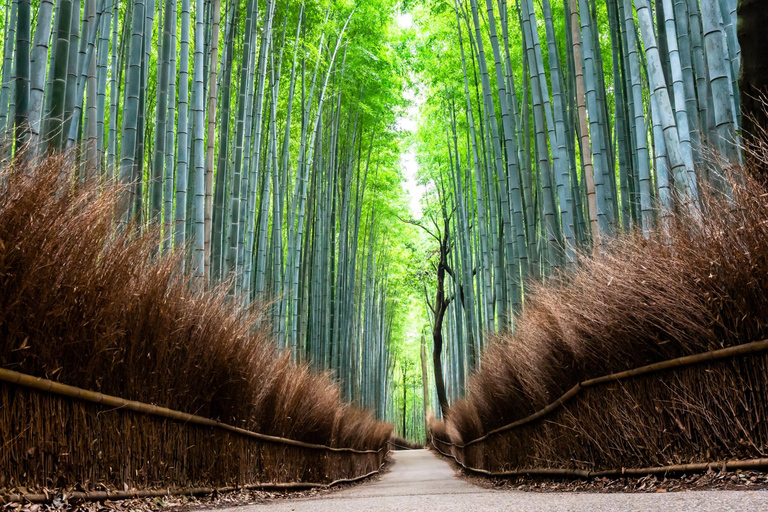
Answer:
[211,449,767,511]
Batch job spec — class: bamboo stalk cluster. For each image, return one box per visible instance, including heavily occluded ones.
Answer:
[0,0,407,407]
[413,0,741,402]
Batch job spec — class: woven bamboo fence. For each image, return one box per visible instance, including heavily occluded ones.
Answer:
[431,339,768,477]
[0,368,388,502]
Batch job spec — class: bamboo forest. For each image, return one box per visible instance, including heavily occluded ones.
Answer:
[3,0,768,503]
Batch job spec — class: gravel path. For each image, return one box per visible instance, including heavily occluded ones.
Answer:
[209,449,768,511]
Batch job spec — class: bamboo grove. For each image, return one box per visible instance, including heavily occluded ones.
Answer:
[0,0,414,411]
[409,0,741,415]
[0,0,749,440]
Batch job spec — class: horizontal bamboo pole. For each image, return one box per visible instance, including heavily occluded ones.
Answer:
[0,367,385,454]
[582,338,768,387]
[0,464,387,504]
[446,338,768,448]
[431,440,768,479]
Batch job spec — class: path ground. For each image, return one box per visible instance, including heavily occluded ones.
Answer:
[208,449,767,511]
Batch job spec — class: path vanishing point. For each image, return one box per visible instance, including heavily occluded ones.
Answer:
[209,449,768,511]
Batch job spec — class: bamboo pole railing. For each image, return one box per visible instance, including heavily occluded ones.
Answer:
[442,338,768,449]
[0,366,387,454]
[431,438,768,478]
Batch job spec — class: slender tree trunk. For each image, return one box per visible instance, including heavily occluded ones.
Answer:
[402,366,407,438]
[420,330,430,434]
[431,210,452,419]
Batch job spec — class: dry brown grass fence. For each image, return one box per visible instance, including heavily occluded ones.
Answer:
[0,156,391,499]
[0,369,387,498]
[430,154,768,477]
[431,342,768,475]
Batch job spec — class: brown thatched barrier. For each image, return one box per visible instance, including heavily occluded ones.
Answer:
[0,368,388,502]
[431,339,768,477]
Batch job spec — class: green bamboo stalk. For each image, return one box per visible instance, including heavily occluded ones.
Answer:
[467,0,513,317]
[244,0,276,298]
[65,0,105,149]
[461,0,501,319]
[14,0,30,151]
[718,0,739,129]
[578,0,610,236]
[211,0,235,278]
[621,0,652,234]
[106,0,118,177]
[61,0,80,146]
[636,0,698,209]
[27,0,54,150]
[291,10,353,347]
[700,0,737,162]
[191,0,207,277]
[163,0,178,251]
[606,0,631,231]
[44,0,71,150]
[650,93,674,226]
[94,0,111,171]
[151,0,174,229]
[118,0,146,219]
[175,0,191,247]
[672,0,701,160]
[661,0,695,171]
[225,0,256,281]
[0,0,17,144]
[687,0,710,138]
[454,0,492,331]
[203,0,221,281]
[540,0,577,262]
[568,0,599,247]
[519,0,562,271]
[83,0,98,170]
[278,2,303,353]
[485,0,530,291]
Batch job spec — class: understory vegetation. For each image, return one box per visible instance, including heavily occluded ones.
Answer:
[0,157,391,451]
